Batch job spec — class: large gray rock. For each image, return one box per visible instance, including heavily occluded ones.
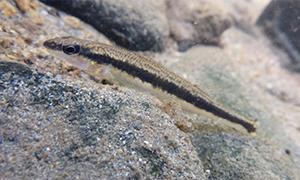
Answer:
[257,0,300,71]
[40,0,169,52]
[0,61,204,179]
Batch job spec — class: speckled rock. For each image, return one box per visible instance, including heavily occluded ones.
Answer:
[0,61,205,179]
[40,0,169,52]
[166,0,232,51]
[257,0,300,71]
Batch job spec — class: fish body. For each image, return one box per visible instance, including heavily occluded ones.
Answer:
[44,36,257,132]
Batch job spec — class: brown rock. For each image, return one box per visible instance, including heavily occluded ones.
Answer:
[15,0,39,13]
[0,1,17,16]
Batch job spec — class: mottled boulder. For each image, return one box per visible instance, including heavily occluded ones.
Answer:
[166,0,232,51]
[40,0,169,52]
[257,0,300,71]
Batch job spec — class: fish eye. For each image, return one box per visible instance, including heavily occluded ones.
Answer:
[62,44,80,55]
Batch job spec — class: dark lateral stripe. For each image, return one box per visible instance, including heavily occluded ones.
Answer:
[82,49,256,132]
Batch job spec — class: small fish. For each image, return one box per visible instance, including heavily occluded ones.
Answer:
[44,36,257,133]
